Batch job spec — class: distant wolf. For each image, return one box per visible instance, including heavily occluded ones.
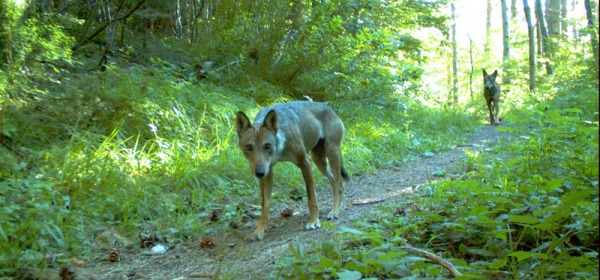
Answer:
[483,69,501,125]
[235,101,348,241]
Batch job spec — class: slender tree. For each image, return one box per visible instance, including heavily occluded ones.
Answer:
[485,0,492,54]
[72,0,147,51]
[536,0,554,74]
[584,0,599,74]
[572,0,580,41]
[0,0,11,66]
[451,1,458,104]
[468,34,474,99]
[501,0,511,83]
[546,0,561,38]
[523,0,536,91]
[561,0,568,34]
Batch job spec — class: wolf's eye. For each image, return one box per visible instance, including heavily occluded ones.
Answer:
[264,143,272,150]
[245,144,253,152]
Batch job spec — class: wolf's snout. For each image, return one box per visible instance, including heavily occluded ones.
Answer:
[255,169,266,179]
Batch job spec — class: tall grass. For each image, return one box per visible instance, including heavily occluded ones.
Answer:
[0,64,480,275]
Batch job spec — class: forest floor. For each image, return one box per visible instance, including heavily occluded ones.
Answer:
[45,124,507,280]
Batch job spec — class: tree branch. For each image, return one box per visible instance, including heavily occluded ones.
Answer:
[403,245,463,278]
[72,0,147,51]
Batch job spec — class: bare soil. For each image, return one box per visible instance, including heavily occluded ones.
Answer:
[45,125,506,280]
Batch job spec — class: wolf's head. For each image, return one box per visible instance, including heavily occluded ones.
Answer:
[235,110,284,179]
[483,69,499,91]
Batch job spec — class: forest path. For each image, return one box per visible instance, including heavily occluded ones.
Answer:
[49,124,506,279]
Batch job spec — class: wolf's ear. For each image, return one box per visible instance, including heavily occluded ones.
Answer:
[483,69,488,77]
[236,111,252,136]
[492,70,498,77]
[263,110,278,131]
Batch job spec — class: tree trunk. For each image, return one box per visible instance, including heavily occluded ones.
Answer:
[0,0,12,66]
[485,0,492,54]
[511,0,518,19]
[546,0,561,37]
[536,19,542,55]
[468,34,474,100]
[501,0,511,84]
[193,0,200,41]
[171,0,183,40]
[72,0,146,51]
[523,0,536,91]
[561,0,568,34]
[536,0,554,74]
[584,0,599,75]
[572,0,580,41]
[451,1,458,104]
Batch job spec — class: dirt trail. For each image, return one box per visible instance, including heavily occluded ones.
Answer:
[48,125,505,279]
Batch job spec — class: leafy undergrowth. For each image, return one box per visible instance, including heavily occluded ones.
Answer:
[0,63,481,277]
[1,40,597,279]
[275,86,599,279]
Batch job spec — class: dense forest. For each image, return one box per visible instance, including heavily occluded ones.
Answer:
[0,0,598,279]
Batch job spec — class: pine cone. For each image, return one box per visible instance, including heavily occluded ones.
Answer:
[280,208,293,218]
[200,236,215,248]
[140,237,156,248]
[210,209,222,222]
[108,248,122,262]
[59,267,76,280]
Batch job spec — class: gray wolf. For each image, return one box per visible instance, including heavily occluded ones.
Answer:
[235,101,348,241]
[483,69,501,125]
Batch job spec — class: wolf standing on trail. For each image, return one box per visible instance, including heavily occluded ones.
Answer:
[235,101,348,241]
[483,69,501,125]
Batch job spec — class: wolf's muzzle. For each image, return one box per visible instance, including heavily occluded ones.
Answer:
[255,169,266,179]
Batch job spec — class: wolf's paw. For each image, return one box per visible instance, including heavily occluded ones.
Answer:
[248,228,266,241]
[326,210,340,220]
[305,219,321,230]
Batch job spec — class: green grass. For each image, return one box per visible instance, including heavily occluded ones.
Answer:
[274,70,599,279]
[0,62,483,276]
[0,51,598,279]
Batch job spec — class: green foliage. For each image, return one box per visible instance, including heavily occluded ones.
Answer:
[15,18,74,65]
[0,0,598,278]
[0,2,74,68]
[0,3,74,104]
[154,0,450,102]
[0,58,482,277]
[0,173,67,275]
[342,97,478,172]
[275,68,599,279]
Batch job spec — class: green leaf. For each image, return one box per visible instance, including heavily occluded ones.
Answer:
[319,257,338,268]
[467,248,496,257]
[336,270,362,280]
[539,189,593,224]
[425,265,441,276]
[344,261,368,274]
[2,123,17,137]
[339,226,364,235]
[488,258,507,269]
[508,251,548,261]
[509,214,539,224]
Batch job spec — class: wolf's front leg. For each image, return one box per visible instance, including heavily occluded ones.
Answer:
[249,173,273,241]
[486,100,495,124]
[493,100,500,125]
